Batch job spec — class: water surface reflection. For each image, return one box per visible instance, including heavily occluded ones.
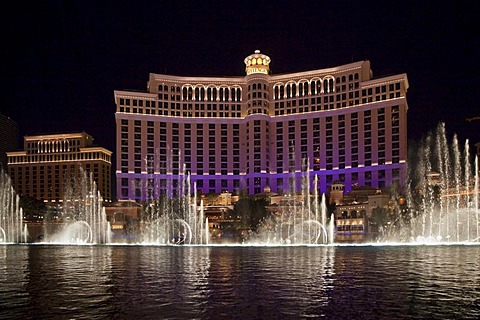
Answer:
[0,245,479,319]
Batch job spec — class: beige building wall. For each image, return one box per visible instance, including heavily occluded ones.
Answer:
[7,132,112,204]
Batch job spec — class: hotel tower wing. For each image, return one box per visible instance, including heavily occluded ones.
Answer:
[115,50,408,201]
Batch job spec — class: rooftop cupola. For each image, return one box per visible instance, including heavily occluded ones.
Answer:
[244,50,271,75]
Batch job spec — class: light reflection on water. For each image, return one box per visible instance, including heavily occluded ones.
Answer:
[0,244,479,319]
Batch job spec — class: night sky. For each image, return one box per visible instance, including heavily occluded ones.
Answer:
[2,0,479,155]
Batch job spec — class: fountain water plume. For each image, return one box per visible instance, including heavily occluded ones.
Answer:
[248,166,333,245]
[46,168,111,244]
[387,123,479,243]
[141,172,209,245]
[474,156,479,241]
[0,169,25,243]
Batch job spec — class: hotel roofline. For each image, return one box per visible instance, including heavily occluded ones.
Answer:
[112,60,408,94]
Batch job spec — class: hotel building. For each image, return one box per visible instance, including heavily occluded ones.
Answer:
[114,50,408,201]
[7,132,112,204]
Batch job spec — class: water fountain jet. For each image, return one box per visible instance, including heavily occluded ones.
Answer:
[44,168,111,244]
[382,123,479,244]
[0,169,25,243]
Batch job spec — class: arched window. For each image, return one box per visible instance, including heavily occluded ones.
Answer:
[300,81,308,96]
[324,77,335,93]
[225,88,229,101]
[194,87,200,101]
[316,80,322,94]
[219,87,224,101]
[207,88,212,101]
[351,210,357,219]
[324,79,330,93]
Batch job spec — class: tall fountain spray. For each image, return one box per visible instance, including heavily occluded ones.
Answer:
[47,168,111,244]
[0,169,24,243]
[475,156,479,241]
[248,166,332,245]
[401,123,479,243]
[141,171,208,245]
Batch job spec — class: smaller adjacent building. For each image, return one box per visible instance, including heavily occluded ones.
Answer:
[201,191,240,241]
[332,183,391,242]
[7,132,112,204]
[104,200,142,241]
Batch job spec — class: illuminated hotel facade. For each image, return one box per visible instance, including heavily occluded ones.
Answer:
[7,132,112,204]
[114,50,408,201]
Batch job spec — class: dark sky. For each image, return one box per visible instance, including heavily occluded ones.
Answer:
[2,0,479,155]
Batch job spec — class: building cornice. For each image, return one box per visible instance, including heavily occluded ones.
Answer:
[24,132,92,141]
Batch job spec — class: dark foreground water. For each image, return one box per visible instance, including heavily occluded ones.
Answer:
[1,244,479,319]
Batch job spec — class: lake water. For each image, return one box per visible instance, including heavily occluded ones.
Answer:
[1,244,479,319]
